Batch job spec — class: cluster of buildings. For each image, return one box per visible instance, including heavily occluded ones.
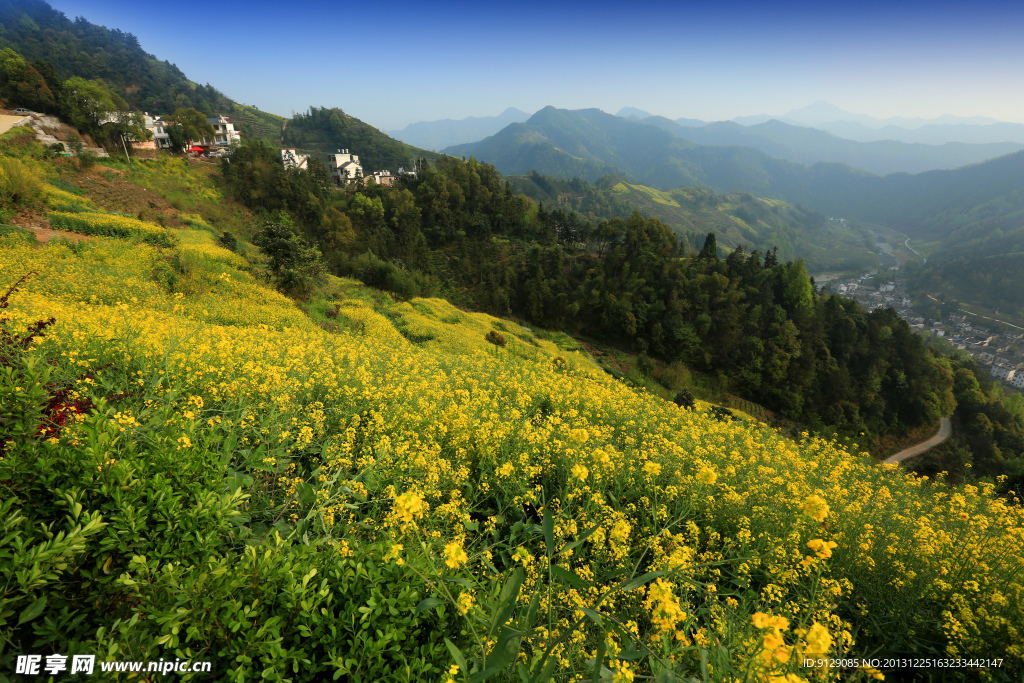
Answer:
[824,269,1024,392]
[137,113,241,152]
[134,111,409,186]
[940,314,1024,390]
[279,147,408,187]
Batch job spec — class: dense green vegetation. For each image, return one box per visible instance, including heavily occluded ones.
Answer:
[510,173,880,271]
[0,1,285,142]
[906,253,1024,320]
[909,351,1024,493]
[220,144,954,450]
[282,106,440,172]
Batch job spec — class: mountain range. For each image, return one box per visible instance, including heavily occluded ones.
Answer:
[634,101,1024,146]
[445,106,1024,248]
[635,117,1024,175]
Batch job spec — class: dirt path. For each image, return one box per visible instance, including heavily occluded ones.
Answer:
[9,215,91,244]
[884,417,952,464]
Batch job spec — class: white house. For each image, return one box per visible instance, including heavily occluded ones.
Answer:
[992,365,1012,381]
[141,112,171,149]
[204,115,241,148]
[368,170,398,187]
[280,148,309,171]
[328,149,362,184]
[1011,373,1024,390]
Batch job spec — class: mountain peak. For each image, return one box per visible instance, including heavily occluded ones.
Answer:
[616,107,653,119]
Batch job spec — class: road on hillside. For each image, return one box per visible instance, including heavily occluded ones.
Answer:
[884,417,952,464]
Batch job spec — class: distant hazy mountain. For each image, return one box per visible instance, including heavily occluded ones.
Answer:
[387,108,531,151]
[616,107,652,119]
[638,117,1024,175]
[768,100,1005,130]
[674,116,708,127]
[730,101,1022,146]
[817,121,1024,145]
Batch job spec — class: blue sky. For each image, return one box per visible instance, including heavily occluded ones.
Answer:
[45,0,1024,130]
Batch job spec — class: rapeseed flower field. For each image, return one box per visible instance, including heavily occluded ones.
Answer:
[2,156,1022,682]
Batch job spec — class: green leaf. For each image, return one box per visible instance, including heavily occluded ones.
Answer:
[590,631,606,683]
[490,568,525,636]
[654,671,675,683]
[542,508,554,558]
[18,597,47,625]
[620,571,666,592]
[225,469,253,492]
[562,524,602,554]
[531,652,559,683]
[550,566,589,591]
[524,591,541,626]
[581,608,604,627]
[295,482,316,506]
[470,667,504,683]
[444,637,468,676]
[415,597,445,613]
[484,625,523,672]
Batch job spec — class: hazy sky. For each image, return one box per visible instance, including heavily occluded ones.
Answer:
[45,0,1024,130]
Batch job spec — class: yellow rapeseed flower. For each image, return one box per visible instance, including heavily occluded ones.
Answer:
[696,465,717,485]
[807,539,838,559]
[802,494,830,521]
[444,540,468,569]
[456,592,475,614]
[393,491,426,525]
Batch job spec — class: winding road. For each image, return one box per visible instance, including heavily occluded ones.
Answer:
[884,418,952,464]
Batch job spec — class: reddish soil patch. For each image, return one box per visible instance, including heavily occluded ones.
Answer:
[10,210,90,244]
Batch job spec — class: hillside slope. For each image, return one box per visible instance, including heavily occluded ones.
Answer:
[2,134,1023,679]
[282,106,440,172]
[0,0,287,143]
[509,173,881,271]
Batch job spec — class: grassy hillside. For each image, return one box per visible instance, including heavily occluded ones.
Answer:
[1,128,1023,681]
[510,172,881,272]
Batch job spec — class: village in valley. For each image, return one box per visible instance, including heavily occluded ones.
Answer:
[824,270,1024,392]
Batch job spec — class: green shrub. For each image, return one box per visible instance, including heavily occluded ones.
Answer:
[0,158,43,208]
[335,252,439,301]
[47,211,172,247]
[77,151,98,170]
